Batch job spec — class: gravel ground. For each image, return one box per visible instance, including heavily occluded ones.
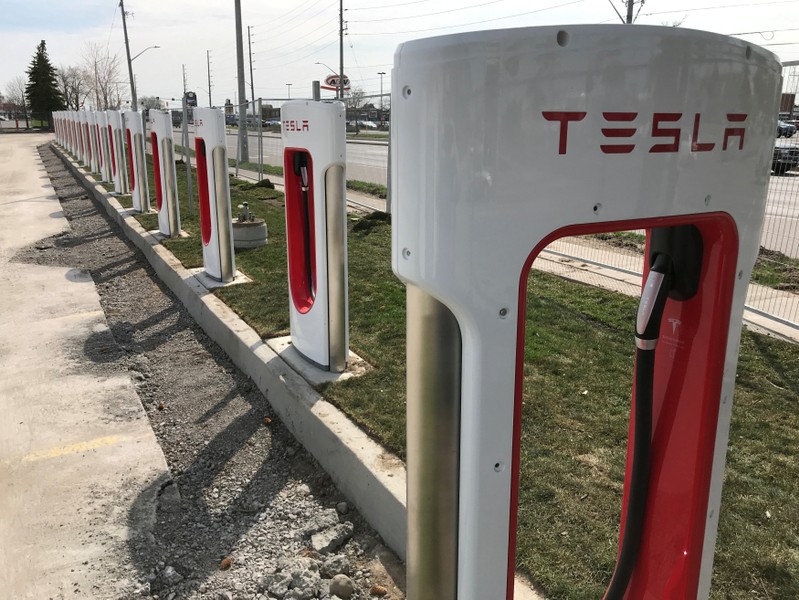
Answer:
[15,144,406,600]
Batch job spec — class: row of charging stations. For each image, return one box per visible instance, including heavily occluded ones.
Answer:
[391,25,782,600]
[54,109,131,195]
[56,102,350,367]
[55,108,228,279]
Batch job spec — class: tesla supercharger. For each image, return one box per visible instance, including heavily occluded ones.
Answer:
[281,100,349,372]
[392,26,782,600]
[87,111,100,174]
[95,111,112,184]
[78,111,89,165]
[56,112,63,146]
[150,109,181,237]
[124,110,149,212]
[74,111,83,159]
[67,111,75,154]
[194,107,235,283]
[108,111,127,194]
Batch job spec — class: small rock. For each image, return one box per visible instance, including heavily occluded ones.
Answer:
[303,509,340,536]
[335,502,349,515]
[160,565,183,586]
[217,592,233,600]
[320,555,350,578]
[311,523,354,554]
[265,573,292,597]
[296,483,311,496]
[220,556,233,570]
[329,574,354,599]
[286,447,297,457]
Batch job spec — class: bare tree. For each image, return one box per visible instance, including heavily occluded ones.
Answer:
[82,42,122,109]
[5,75,29,125]
[345,86,366,110]
[139,95,162,110]
[58,65,91,110]
[5,75,27,109]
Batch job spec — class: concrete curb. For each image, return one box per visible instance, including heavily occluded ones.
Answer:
[51,144,409,561]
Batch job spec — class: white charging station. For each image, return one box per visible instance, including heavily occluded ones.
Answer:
[56,111,64,148]
[78,111,90,165]
[123,110,149,212]
[68,111,76,156]
[107,110,127,194]
[95,111,112,183]
[87,111,100,174]
[392,26,781,600]
[150,109,181,237]
[193,107,235,283]
[281,100,348,372]
[65,111,74,155]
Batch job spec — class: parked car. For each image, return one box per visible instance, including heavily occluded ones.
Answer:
[777,120,797,138]
[772,140,799,175]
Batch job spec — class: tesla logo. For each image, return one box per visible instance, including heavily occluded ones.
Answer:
[542,112,747,155]
[283,119,309,132]
[667,318,682,334]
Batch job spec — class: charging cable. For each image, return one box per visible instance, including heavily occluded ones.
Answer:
[605,252,673,600]
[293,154,315,301]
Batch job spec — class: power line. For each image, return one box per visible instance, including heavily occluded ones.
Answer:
[640,0,798,18]
[348,0,511,23]
[255,0,336,33]
[349,0,588,36]
[256,29,337,64]
[254,16,336,54]
[347,0,435,11]
[728,27,799,35]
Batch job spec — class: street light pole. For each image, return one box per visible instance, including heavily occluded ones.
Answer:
[378,71,386,112]
[286,83,292,99]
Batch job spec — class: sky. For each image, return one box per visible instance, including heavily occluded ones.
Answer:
[1,0,797,110]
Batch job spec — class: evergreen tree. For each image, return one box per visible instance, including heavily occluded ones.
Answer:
[26,40,65,129]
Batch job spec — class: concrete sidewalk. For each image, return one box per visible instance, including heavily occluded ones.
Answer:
[0,133,170,598]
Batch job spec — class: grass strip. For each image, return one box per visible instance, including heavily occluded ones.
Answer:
[128,153,798,599]
[593,231,799,293]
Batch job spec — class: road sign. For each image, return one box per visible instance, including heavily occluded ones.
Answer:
[320,74,350,92]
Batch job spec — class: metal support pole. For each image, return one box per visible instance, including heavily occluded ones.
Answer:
[257,98,263,182]
[406,285,462,600]
[182,96,194,216]
[312,81,321,101]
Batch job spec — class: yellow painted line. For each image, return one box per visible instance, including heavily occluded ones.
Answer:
[21,435,122,463]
